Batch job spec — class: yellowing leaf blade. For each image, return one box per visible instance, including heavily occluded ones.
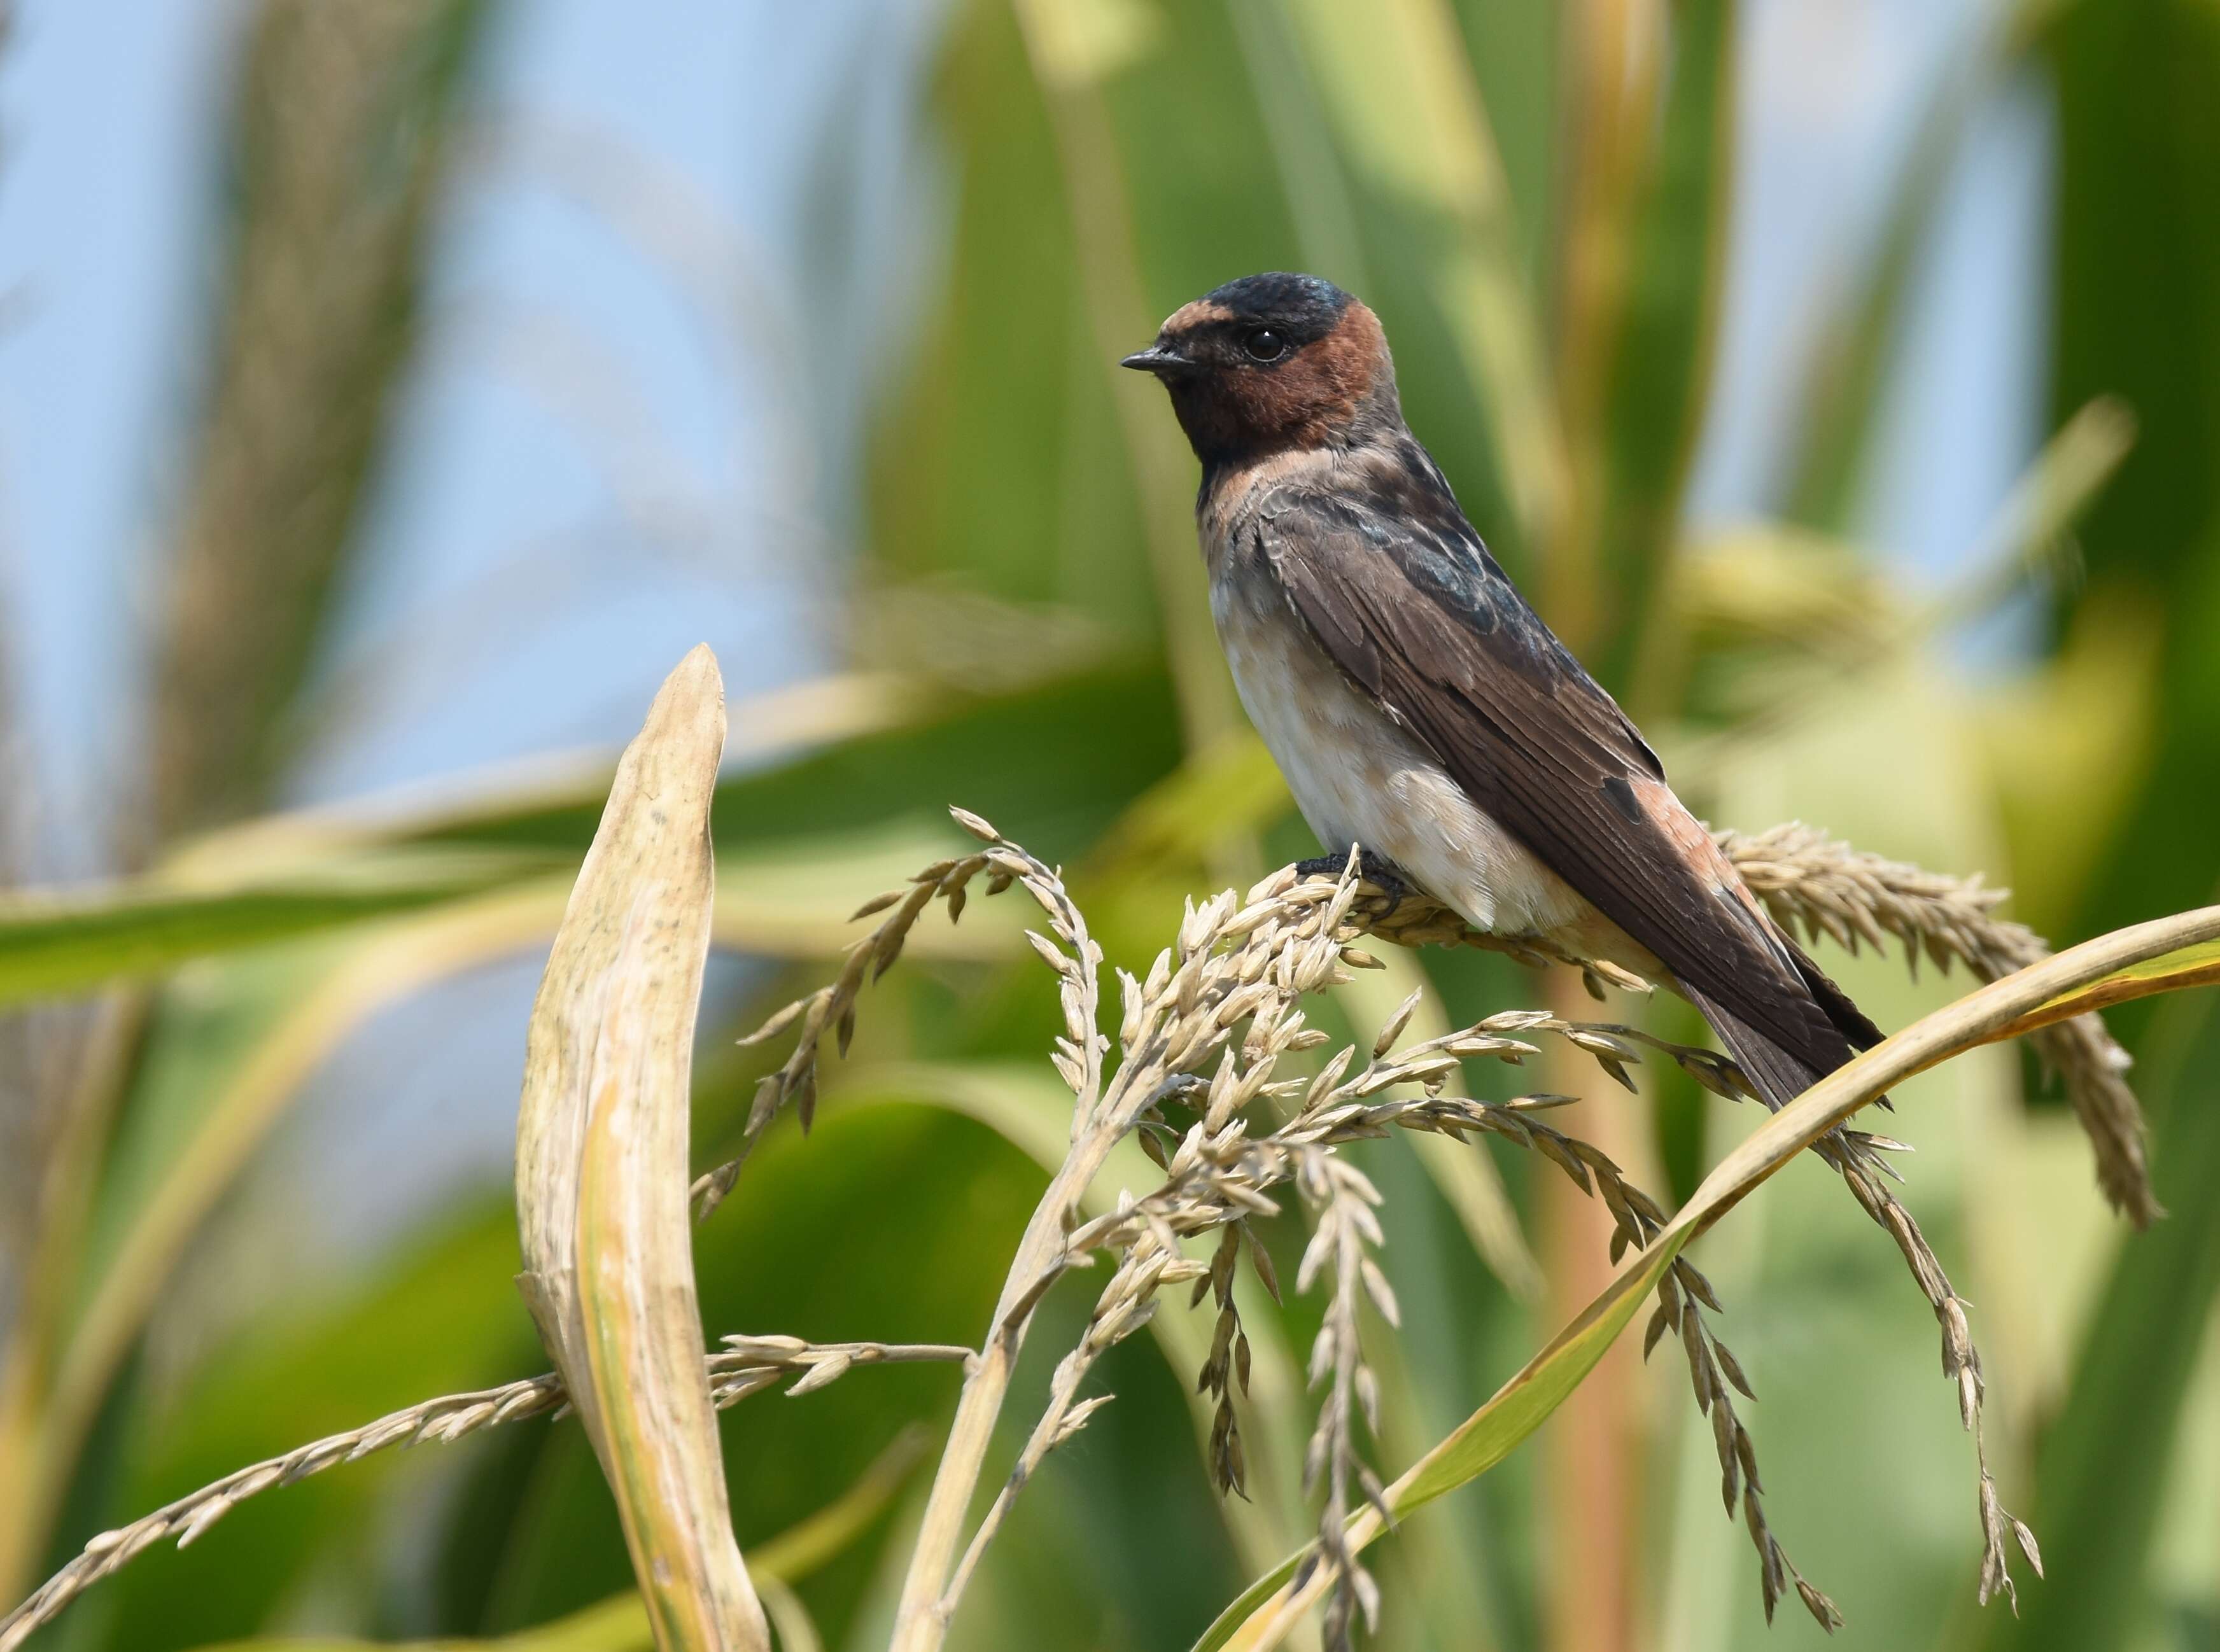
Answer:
[514,645,769,1652]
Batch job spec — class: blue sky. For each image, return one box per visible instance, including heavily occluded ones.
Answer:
[0,0,943,872]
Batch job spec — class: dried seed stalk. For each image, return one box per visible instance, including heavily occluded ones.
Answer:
[1030,974,1827,1630]
[888,843,1381,1652]
[696,818,1102,1219]
[1818,1133,2041,1609]
[1356,822,2148,1221]
[1197,1222,1265,1499]
[1722,822,2151,1224]
[831,829,2075,1644]
[0,1334,954,1651]
[1296,1154,1392,1649]
[936,1229,1207,1613]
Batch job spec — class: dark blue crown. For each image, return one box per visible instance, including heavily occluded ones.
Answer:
[1200,272,1352,339]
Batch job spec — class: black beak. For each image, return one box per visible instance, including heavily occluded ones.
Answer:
[1120,342,1193,377]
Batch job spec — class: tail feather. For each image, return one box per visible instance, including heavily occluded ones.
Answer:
[1682,974,1892,1121]
[1680,981,1834,1112]
[1676,916,1887,1114]
[1778,930,1884,1052]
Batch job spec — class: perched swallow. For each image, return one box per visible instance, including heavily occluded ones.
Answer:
[1123,272,1881,1110]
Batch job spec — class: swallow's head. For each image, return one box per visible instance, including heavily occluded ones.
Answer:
[1121,272,1398,468]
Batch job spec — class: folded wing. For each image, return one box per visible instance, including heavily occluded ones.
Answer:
[1253,477,1879,1101]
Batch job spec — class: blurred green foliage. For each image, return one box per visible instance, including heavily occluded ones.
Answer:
[3,1,2219,1650]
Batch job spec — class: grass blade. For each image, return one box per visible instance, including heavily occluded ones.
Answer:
[1278,0,1569,555]
[149,0,488,845]
[1008,0,1245,755]
[1982,935,2220,1041]
[0,851,556,1009]
[1590,0,1738,694]
[0,664,1179,1010]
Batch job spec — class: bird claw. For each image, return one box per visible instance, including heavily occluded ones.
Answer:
[1293,848,1418,920]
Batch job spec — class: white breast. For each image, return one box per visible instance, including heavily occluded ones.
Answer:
[1209,569,1594,941]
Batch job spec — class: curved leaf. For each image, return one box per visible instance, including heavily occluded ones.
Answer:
[1985,934,2220,1042]
[1589,0,1736,691]
[0,664,1181,1011]
[513,647,768,1650]
[0,851,556,1010]
[1278,0,1566,554]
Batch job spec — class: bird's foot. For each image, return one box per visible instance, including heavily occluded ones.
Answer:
[1293,848,1417,919]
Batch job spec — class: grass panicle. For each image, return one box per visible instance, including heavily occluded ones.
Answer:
[0,1333,963,1651]
[1296,1151,1393,1649]
[1363,820,2150,1224]
[1720,822,2151,1224]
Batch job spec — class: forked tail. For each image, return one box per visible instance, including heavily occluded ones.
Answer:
[1680,930,1885,1112]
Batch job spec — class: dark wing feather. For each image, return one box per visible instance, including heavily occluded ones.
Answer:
[1252,475,1873,1086]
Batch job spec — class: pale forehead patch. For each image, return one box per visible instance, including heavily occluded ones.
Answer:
[1164,298,1235,333]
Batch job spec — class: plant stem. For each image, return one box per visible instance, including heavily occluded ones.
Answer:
[1538,970,1645,1652]
[886,1131,1120,1651]
[1008,0,1242,759]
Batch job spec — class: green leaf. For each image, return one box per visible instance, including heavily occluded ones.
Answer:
[1986,934,2220,1043]
[1276,0,1567,557]
[1591,0,1737,694]
[864,2,1152,629]
[89,1208,537,1652]
[0,664,1183,1011]
[430,663,1185,874]
[1983,5,2220,1634]
[0,851,554,1009]
[24,901,587,1578]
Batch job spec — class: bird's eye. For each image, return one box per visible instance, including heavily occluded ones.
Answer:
[1244,328,1288,362]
